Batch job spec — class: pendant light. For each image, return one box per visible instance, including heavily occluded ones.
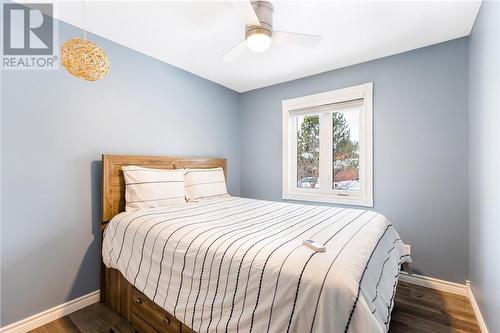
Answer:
[61,1,109,81]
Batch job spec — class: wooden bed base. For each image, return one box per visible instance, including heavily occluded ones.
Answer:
[101,155,227,333]
[102,267,196,333]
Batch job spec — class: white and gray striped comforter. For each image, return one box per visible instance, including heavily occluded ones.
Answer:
[102,196,410,333]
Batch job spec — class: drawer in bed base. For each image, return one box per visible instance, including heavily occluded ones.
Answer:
[132,313,160,333]
[132,288,180,333]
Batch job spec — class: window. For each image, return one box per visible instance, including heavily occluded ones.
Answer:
[282,83,373,206]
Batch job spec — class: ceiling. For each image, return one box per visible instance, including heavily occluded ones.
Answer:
[26,1,481,92]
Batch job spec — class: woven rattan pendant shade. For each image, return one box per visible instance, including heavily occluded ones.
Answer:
[61,38,109,81]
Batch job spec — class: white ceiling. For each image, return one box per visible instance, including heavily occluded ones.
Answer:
[25,1,481,92]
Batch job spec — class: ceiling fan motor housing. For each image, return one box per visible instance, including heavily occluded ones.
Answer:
[246,1,274,39]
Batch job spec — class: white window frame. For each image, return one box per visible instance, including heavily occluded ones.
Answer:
[282,82,373,207]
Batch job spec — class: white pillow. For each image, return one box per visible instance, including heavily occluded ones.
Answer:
[184,167,228,202]
[122,166,186,211]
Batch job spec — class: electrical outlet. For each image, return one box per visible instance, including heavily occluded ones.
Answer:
[403,243,411,255]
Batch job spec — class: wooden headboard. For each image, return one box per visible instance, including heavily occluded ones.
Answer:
[101,155,227,224]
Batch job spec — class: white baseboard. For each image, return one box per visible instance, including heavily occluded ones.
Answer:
[399,271,467,296]
[467,281,489,333]
[0,290,100,333]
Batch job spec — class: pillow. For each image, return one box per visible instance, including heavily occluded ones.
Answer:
[122,165,186,211]
[184,167,228,202]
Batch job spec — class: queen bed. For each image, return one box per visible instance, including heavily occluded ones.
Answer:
[100,155,410,333]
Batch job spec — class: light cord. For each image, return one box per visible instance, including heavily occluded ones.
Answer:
[83,0,87,40]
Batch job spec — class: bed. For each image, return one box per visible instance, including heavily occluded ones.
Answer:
[100,155,410,333]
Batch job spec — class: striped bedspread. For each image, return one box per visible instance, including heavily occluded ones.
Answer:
[102,196,410,333]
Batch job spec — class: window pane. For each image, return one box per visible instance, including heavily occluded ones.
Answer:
[332,110,360,191]
[296,115,320,189]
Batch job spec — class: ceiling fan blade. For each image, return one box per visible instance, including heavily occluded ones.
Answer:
[273,31,322,48]
[220,40,247,62]
[234,0,261,27]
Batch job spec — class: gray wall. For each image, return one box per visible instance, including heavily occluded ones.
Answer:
[239,38,470,283]
[0,22,240,326]
[468,2,500,332]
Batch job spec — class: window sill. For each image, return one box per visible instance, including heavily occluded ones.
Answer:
[282,191,373,207]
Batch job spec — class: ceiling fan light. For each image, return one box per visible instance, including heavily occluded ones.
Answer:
[246,29,272,52]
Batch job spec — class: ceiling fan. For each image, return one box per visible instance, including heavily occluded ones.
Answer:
[221,1,322,61]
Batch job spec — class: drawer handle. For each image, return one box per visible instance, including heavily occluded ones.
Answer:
[163,316,170,325]
[135,298,142,305]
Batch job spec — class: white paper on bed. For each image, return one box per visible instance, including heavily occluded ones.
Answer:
[103,196,410,333]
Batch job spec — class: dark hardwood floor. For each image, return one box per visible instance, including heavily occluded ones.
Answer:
[29,281,480,333]
[389,281,480,333]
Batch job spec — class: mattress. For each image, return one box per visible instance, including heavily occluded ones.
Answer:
[102,196,410,333]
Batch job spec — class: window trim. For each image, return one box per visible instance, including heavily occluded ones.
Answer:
[282,83,373,207]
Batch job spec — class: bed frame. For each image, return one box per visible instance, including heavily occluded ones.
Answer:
[101,155,227,333]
